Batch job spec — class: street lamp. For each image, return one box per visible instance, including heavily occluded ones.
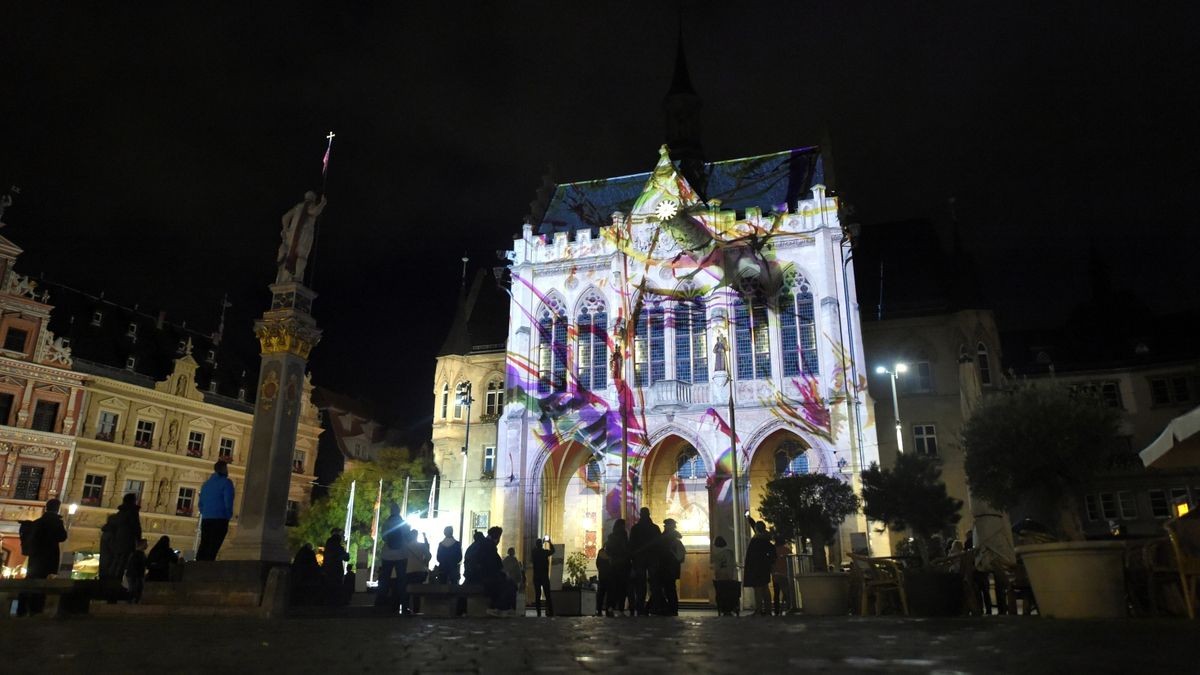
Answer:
[455,381,474,546]
[875,363,908,454]
[718,328,743,577]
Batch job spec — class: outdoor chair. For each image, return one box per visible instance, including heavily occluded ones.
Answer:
[849,553,908,616]
[930,550,981,616]
[1164,511,1200,619]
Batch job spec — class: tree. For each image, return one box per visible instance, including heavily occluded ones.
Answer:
[861,453,962,567]
[289,446,435,557]
[758,474,860,571]
[962,381,1122,540]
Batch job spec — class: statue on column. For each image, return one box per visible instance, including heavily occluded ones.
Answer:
[276,191,327,284]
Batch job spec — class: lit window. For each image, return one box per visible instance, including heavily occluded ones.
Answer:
[537,296,568,393]
[485,380,505,416]
[734,292,771,380]
[483,446,496,475]
[585,458,603,482]
[913,425,938,456]
[674,295,708,384]
[976,343,992,385]
[219,437,235,462]
[472,511,490,530]
[124,479,144,507]
[576,291,608,391]
[97,410,119,441]
[676,448,708,479]
[134,419,155,448]
[780,277,817,378]
[453,381,468,419]
[82,474,106,506]
[634,300,666,386]
[176,487,196,516]
[773,449,809,476]
[187,431,205,458]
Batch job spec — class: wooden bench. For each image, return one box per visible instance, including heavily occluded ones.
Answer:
[0,578,96,619]
[405,583,489,617]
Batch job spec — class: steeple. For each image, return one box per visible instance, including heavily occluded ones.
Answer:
[663,24,706,196]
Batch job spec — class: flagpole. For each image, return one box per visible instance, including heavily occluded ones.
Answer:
[343,479,356,550]
[368,478,382,584]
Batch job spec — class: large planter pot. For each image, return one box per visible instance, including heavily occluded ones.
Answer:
[796,572,849,615]
[903,570,963,616]
[1015,541,1127,619]
[548,588,597,616]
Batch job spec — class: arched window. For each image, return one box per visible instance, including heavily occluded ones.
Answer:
[440,382,450,419]
[676,447,707,480]
[453,380,469,419]
[576,291,608,391]
[976,342,992,386]
[674,296,708,384]
[634,298,666,386]
[734,290,771,380]
[780,274,818,377]
[774,448,809,476]
[585,458,603,483]
[537,296,568,394]
[485,379,505,416]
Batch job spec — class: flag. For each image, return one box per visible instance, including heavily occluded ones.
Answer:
[322,144,331,177]
[370,479,383,541]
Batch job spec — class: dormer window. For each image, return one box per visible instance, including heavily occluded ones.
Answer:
[177,339,188,354]
[125,356,137,370]
[208,379,218,393]
[60,338,71,349]
[127,322,138,337]
[237,387,247,401]
[206,350,216,365]
[91,311,103,326]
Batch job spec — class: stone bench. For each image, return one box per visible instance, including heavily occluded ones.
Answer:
[406,583,489,617]
[0,578,96,619]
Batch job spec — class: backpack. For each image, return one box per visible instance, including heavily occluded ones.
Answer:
[18,519,38,556]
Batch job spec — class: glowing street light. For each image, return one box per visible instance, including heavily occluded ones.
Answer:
[875,363,908,454]
[455,380,474,551]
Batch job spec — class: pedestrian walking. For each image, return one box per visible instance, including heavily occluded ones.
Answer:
[19,498,67,615]
[605,519,630,616]
[145,536,178,582]
[711,536,739,615]
[658,518,686,616]
[531,536,554,616]
[744,520,776,615]
[125,538,148,603]
[197,461,234,561]
[435,526,462,585]
[502,546,525,612]
[100,493,141,600]
[375,503,408,613]
[628,507,661,616]
[772,533,793,615]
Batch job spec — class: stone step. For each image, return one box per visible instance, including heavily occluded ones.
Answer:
[140,581,261,607]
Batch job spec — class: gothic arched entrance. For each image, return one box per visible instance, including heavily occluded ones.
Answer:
[539,440,605,578]
[642,434,713,603]
[746,428,813,524]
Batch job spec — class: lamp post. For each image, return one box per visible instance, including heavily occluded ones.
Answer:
[719,328,743,575]
[875,363,908,454]
[455,381,474,542]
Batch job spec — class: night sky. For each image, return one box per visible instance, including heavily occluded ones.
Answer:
[3,3,1198,439]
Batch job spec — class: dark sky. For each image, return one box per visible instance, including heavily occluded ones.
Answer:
[3,2,1198,438]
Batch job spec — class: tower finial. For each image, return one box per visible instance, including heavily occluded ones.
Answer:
[461,254,469,290]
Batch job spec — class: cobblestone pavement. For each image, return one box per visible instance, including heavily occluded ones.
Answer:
[2,613,1193,674]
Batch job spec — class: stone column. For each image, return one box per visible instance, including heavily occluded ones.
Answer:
[223,282,321,563]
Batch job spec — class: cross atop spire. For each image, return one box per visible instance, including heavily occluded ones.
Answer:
[663,17,706,197]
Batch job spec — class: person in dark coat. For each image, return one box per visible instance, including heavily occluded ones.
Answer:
[463,531,487,584]
[22,498,68,615]
[125,539,148,604]
[290,543,322,605]
[658,519,686,616]
[145,536,178,582]
[605,519,630,616]
[478,526,512,611]
[628,507,661,615]
[321,528,350,606]
[435,526,462,585]
[531,535,555,616]
[374,503,408,613]
[744,520,777,615]
[100,493,142,600]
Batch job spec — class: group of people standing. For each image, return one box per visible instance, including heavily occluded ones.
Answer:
[592,507,686,617]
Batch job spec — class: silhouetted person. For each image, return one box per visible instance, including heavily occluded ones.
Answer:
[658,518,685,616]
[463,531,487,584]
[629,507,661,615]
[291,543,322,605]
[605,519,630,616]
[595,546,612,616]
[403,528,432,614]
[531,536,554,616]
[375,503,408,613]
[322,528,350,606]
[503,546,525,612]
[125,538,148,603]
[435,526,462,585]
[197,461,234,560]
[100,493,141,600]
[479,526,511,611]
[744,520,776,615]
[711,535,738,615]
[772,533,793,615]
[145,535,178,582]
[21,498,67,615]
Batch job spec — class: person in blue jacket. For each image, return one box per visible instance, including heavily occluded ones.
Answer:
[197,460,235,560]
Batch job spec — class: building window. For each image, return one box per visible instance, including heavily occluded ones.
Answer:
[734,292,771,380]
[913,425,938,457]
[576,292,608,391]
[913,362,934,393]
[537,296,568,394]
[674,296,708,384]
[285,500,300,527]
[14,465,44,500]
[585,458,603,483]
[976,342,992,385]
[634,301,666,386]
[484,380,505,416]
[134,419,155,448]
[780,278,818,377]
[177,339,188,354]
[125,355,137,371]
[453,381,468,419]
[176,487,196,516]
[1171,487,1190,512]
[208,379,219,393]
[91,310,103,326]
[205,350,216,366]
[1118,491,1137,519]
[482,446,496,476]
[0,392,14,425]
[440,382,450,419]
[676,448,708,479]
[293,449,306,474]
[124,479,144,507]
[2,328,28,352]
[1072,381,1123,408]
[97,410,119,441]
[1099,493,1118,520]
[127,322,138,339]
[1150,376,1193,406]
[1084,494,1100,521]
[472,511,490,531]
[31,400,60,432]
[219,437,235,462]
[237,387,246,401]
[773,449,809,476]
[1149,489,1170,518]
[187,431,205,458]
[81,473,106,506]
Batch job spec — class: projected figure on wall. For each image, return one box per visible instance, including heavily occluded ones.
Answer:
[277,191,327,284]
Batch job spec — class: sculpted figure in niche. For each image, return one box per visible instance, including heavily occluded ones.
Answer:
[175,375,188,397]
[277,191,327,284]
[167,420,179,449]
[713,332,728,373]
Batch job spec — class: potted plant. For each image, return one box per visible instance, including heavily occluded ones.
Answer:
[759,473,860,614]
[962,381,1125,618]
[549,551,596,616]
[861,453,964,615]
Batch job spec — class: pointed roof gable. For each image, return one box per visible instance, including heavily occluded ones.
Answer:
[630,145,703,222]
